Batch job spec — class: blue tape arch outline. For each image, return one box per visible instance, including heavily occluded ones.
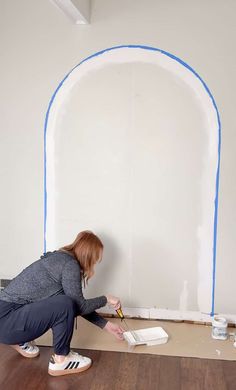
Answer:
[44,44,221,316]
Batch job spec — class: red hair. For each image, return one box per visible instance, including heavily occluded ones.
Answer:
[60,230,103,285]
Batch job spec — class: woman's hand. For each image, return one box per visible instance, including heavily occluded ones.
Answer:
[104,321,125,340]
[105,294,121,310]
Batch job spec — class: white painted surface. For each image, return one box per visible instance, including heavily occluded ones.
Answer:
[72,0,90,22]
[0,0,235,316]
[50,0,90,24]
[97,306,236,325]
[46,48,218,313]
[179,280,189,312]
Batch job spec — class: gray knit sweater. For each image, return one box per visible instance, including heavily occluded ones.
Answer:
[0,250,108,328]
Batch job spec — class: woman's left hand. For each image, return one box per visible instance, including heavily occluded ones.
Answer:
[104,321,125,340]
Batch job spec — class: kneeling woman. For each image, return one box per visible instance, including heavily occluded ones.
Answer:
[0,230,124,376]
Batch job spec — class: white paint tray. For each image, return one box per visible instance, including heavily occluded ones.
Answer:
[123,326,168,346]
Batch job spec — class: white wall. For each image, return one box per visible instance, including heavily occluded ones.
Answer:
[45,50,219,316]
[0,0,235,315]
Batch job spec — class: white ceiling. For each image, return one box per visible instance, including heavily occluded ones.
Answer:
[50,0,91,24]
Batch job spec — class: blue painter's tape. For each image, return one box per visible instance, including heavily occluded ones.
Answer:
[43,45,221,315]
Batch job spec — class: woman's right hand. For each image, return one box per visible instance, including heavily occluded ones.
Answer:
[106,294,121,310]
[104,321,124,340]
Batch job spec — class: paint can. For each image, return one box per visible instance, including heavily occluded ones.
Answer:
[211,317,228,340]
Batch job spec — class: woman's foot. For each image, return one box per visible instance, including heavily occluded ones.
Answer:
[11,341,40,358]
[48,350,92,376]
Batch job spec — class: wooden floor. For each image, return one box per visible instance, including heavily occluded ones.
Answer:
[0,344,236,390]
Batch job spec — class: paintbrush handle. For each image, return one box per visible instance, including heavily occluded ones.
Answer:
[116,308,125,319]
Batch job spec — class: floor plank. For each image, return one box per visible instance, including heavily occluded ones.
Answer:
[89,350,121,390]
[204,359,227,390]
[113,352,139,390]
[0,344,236,390]
[136,354,161,390]
[222,360,236,390]
[181,357,205,390]
[159,356,181,390]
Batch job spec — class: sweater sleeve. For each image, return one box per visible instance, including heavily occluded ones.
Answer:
[82,311,108,329]
[61,260,107,315]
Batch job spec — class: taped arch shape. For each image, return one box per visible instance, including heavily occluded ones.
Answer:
[43,45,221,316]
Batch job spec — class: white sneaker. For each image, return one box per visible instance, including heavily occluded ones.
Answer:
[11,341,40,358]
[48,351,92,376]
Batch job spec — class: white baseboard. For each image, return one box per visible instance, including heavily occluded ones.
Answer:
[97,306,236,325]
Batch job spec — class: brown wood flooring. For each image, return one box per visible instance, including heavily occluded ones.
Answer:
[0,344,236,390]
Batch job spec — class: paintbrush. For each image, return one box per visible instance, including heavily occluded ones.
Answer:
[116,308,140,343]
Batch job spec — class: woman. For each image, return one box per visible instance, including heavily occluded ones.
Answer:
[0,230,124,376]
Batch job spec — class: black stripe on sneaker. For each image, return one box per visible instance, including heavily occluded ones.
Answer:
[70,362,76,369]
[65,362,72,370]
[50,356,55,364]
[74,362,80,369]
